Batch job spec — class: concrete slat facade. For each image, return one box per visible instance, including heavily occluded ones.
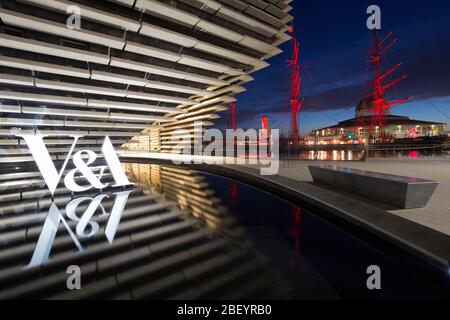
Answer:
[0,0,292,161]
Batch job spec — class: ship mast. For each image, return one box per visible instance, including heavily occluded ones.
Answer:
[365,30,411,142]
[287,25,303,144]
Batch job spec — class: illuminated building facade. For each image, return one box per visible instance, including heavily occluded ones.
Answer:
[0,0,293,161]
[307,100,446,145]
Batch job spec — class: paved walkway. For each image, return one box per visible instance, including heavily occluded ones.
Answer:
[250,158,450,236]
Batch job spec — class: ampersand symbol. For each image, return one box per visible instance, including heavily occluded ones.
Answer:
[66,195,108,238]
[64,150,109,192]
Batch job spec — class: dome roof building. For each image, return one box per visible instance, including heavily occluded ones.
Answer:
[308,101,446,143]
[355,97,390,119]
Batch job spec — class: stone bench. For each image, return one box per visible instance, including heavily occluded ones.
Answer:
[308,165,439,209]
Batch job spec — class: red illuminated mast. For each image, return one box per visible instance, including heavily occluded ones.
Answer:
[365,30,411,142]
[261,116,269,131]
[288,25,303,144]
[228,101,237,132]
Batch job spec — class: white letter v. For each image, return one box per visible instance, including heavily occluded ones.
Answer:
[17,134,81,195]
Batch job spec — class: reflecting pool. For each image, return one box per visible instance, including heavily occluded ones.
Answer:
[0,162,448,299]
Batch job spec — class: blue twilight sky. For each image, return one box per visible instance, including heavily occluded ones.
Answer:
[215,0,450,134]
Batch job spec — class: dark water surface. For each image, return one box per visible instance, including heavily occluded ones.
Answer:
[0,162,448,299]
[204,173,449,299]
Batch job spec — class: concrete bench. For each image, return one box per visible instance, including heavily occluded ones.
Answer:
[308,165,439,209]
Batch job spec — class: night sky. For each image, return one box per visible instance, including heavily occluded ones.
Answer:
[217,0,450,134]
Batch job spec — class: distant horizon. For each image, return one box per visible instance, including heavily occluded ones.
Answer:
[217,100,450,135]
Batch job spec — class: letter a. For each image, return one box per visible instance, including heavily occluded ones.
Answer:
[366,265,381,290]
[66,5,81,30]
[102,136,132,187]
[366,5,381,30]
[66,265,81,290]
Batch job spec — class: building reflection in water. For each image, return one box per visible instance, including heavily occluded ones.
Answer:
[0,163,290,299]
[295,150,356,161]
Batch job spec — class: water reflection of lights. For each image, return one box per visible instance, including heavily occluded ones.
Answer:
[332,150,338,161]
[290,149,448,161]
[127,163,234,230]
[408,150,419,159]
[288,206,302,255]
[0,163,289,299]
[299,150,356,161]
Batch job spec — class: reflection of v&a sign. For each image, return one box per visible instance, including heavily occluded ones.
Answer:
[27,190,133,268]
[16,133,132,194]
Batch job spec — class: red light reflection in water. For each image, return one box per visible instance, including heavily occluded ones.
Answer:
[408,150,419,159]
[288,206,302,269]
[229,181,238,201]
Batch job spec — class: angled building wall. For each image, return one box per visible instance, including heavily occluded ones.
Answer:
[0,0,293,161]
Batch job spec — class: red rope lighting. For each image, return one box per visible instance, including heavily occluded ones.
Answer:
[357,30,411,142]
[288,25,303,144]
